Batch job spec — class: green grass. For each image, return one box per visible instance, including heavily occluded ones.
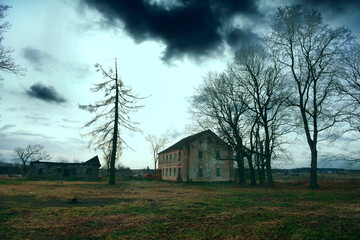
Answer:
[0,177,359,239]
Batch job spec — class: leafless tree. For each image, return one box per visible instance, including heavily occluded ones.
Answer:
[232,44,291,187]
[0,4,24,78]
[339,44,360,134]
[265,5,354,189]
[145,134,169,171]
[79,59,143,185]
[13,144,50,173]
[191,71,250,184]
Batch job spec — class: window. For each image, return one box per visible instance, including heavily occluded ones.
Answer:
[170,154,172,160]
[179,152,181,162]
[70,169,76,177]
[199,166,203,177]
[216,165,220,177]
[216,151,220,159]
[174,168,176,177]
[166,155,168,161]
[199,151,203,159]
[174,153,177,160]
[169,168,172,176]
[166,168,168,176]
[38,168,44,175]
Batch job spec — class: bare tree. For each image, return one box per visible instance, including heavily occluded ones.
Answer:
[339,44,360,134]
[80,59,143,185]
[0,4,24,78]
[191,71,250,184]
[265,5,354,189]
[13,144,50,173]
[232,44,291,187]
[145,134,169,171]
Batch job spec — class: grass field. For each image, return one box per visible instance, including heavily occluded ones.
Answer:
[0,177,359,239]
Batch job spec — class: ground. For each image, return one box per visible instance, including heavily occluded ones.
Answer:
[0,176,359,239]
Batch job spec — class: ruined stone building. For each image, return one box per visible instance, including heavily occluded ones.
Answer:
[158,130,234,182]
[29,156,101,178]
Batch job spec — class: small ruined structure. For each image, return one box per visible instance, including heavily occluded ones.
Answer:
[29,156,101,178]
[158,130,234,182]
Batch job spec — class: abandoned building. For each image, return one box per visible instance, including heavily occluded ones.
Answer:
[29,156,101,178]
[158,130,234,182]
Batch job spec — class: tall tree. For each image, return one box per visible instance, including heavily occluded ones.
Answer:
[340,44,360,134]
[191,71,249,184]
[80,59,143,185]
[232,44,290,187]
[0,4,23,78]
[13,144,50,173]
[265,5,353,189]
[145,134,169,172]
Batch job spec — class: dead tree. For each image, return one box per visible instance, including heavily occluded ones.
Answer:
[145,134,169,172]
[80,59,143,185]
[13,144,50,174]
[265,5,354,189]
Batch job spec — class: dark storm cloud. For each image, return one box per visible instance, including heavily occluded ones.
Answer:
[299,0,360,13]
[26,83,67,104]
[22,47,54,72]
[226,29,260,49]
[82,0,262,62]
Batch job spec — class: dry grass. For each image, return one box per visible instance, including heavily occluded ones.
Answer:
[0,177,359,239]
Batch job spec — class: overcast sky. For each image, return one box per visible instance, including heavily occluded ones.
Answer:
[0,0,359,169]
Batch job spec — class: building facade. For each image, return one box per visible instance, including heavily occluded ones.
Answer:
[158,130,234,182]
[29,156,101,178]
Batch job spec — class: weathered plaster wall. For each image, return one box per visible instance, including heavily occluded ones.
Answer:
[158,132,233,182]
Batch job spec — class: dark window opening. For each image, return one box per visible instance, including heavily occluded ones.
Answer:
[38,168,44,175]
[169,168,172,176]
[216,151,220,159]
[70,169,76,177]
[199,151,203,159]
[63,169,70,177]
[56,168,62,177]
[199,167,203,177]
[174,168,176,177]
[216,167,220,177]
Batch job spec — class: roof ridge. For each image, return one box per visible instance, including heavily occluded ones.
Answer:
[158,129,215,154]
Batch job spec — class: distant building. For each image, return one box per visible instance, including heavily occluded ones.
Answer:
[29,156,101,178]
[158,130,234,182]
[0,162,22,177]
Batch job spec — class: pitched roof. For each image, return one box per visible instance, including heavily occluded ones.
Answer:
[158,129,221,154]
[31,156,101,166]
[84,155,101,166]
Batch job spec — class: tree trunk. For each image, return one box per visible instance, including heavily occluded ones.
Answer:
[263,124,274,187]
[236,157,245,184]
[247,154,256,185]
[109,60,119,186]
[310,147,319,189]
